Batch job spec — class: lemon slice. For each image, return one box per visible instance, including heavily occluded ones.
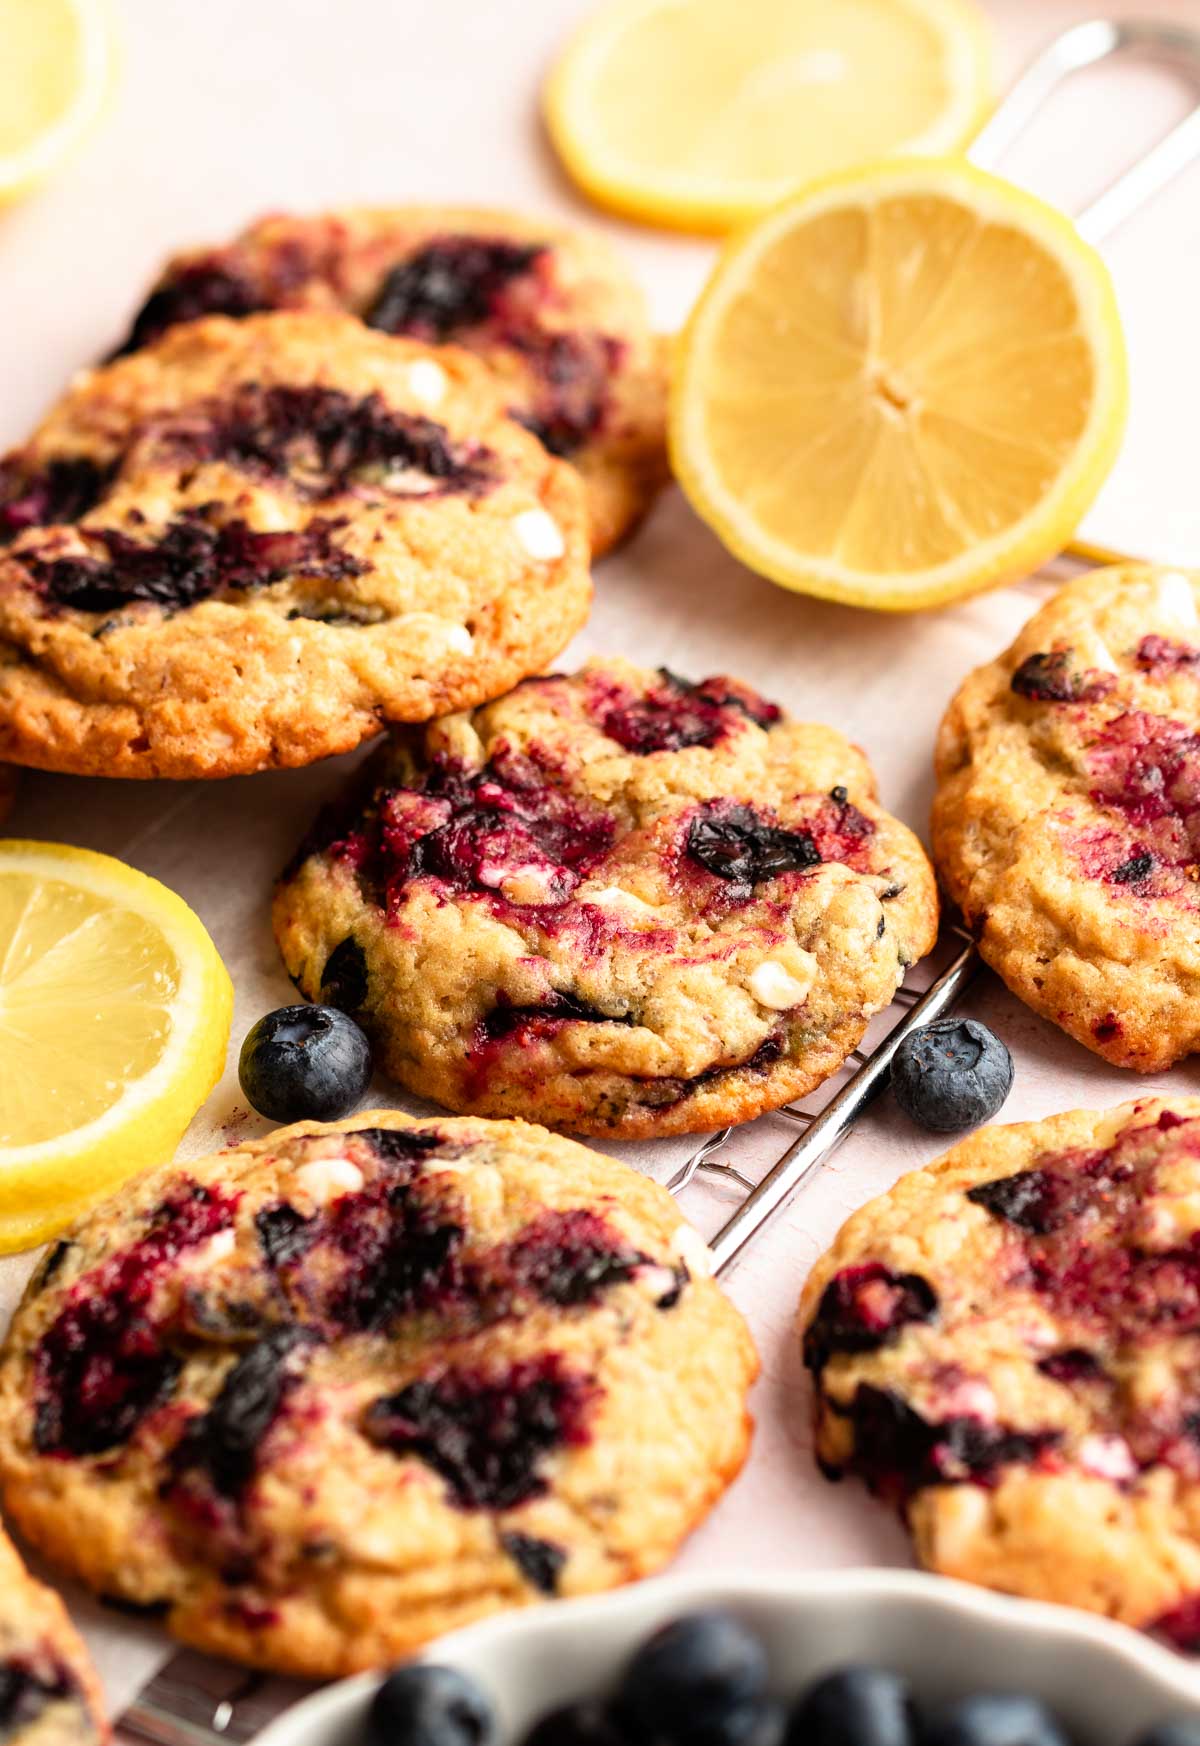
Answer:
[0,841,232,1251]
[0,0,115,205]
[544,0,992,232]
[670,159,1130,611]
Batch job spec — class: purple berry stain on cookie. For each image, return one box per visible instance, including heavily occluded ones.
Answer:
[333,750,616,918]
[830,1384,1060,1505]
[165,385,494,499]
[496,1209,647,1307]
[113,258,265,355]
[597,669,781,755]
[969,1119,1200,1347]
[169,1326,312,1504]
[1037,1348,1107,1384]
[500,1530,567,1594]
[255,1128,468,1332]
[684,800,822,897]
[0,1656,80,1731]
[34,1184,240,1457]
[1010,649,1115,704]
[1072,711,1200,892]
[363,1355,597,1509]
[0,455,113,542]
[804,1265,938,1372]
[1151,1594,1200,1652]
[28,513,366,614]
[1136,635,1200,675]
[472,992,632,1056]
[366,237,546,340]
[365,236,617,459]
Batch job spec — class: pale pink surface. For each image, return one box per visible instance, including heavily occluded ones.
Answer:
[0,0,1197,1711]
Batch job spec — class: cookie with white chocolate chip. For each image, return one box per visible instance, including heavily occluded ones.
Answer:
[933,563,1200,1070]
[798,1095,1200,1649]
[0,1110,755,1677]
[274,659,938,1137]
[0,311,590,778]
[110,205,671,556]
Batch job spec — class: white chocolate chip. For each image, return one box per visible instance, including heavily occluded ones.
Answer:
[635,1262,682,1303]
[749,952,817,1010]
[295,1158,364,1206]
[1154,571,1198,626]
[181,1228,236,1271]
[512,508,565,561]
[394,613,473,655]
[1079,1434,1137,1483]
[496,863,564,905]
[586,884,660,917]
[937,1377,997,1420]
[407,359,448,407]
[673,1222,715,1279]
[1072,627,1119,673]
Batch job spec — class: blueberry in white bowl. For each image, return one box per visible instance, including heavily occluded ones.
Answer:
[889,1018,1013,1133]
[254,1573,1200,1746]
[239,1003,372,1122]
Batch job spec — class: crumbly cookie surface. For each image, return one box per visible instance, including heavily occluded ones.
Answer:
[934,564,1200,1071]
[799,1095,1200,1647]
[111,206,670,556]
[275,659,938,1138]
[0,1111,756,1678]
[0,1524,108,1743]
[0,312,591,779]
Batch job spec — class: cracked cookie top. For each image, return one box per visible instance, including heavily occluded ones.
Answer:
[274,658,938,1138]
[0,1111,755,1678]
[0,311,590,779]
[108,206,670,556]
[934,564,1200,1070]
[800,1095,1200,1648]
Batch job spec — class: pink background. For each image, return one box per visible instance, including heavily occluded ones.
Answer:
[2,0,1200,1715]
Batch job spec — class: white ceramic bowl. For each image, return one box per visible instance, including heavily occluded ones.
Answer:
[258,1570,1200,1746]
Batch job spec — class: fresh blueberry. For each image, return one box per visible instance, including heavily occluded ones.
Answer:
[238,1004,372,1122]
[366,1664,496,1746]
[890,1019,1014,1133]
[788,1667,916,1746]
[920,1694,1070,1746]
[1130,1725,1200,1746]
[618,1610,769,1746]
[522,1703,627,1746]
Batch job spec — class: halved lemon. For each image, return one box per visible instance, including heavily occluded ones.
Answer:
[0,0,115,205]
[544,0,992,233]
[670,159,1130,611]
[0,841,232,1251]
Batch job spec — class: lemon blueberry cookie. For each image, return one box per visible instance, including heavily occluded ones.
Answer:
[934,564,1200,1071]
[275,659,938,1138]
[0,1111,756,1678]
[0,1524,108,1743]
[111,206,670,556]
[799,1095,1200,1646]
[0,311,590,779]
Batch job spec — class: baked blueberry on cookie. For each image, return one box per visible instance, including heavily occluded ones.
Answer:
[0,311,590,779]
[0,1524,108,1742]
[112,207,670,556]
[275,659,938,1138]
[0,1112,756,1677]
[799,1096,1200,1644]
[934,564,1200,1071]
